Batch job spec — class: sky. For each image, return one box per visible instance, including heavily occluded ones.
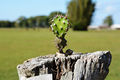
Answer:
[0,0,120,26]
[92,0,120,26]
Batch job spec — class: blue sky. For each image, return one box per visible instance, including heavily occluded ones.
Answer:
[92,0,120,26]
[0,0,120,26]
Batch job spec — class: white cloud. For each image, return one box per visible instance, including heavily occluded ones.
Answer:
[105,6,114,13]
[92,0,120,26]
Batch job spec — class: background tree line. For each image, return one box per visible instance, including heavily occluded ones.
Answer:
[0,0,97,31]
[0,11,64,29]
[0,21,15,28]
[0,12,64,28]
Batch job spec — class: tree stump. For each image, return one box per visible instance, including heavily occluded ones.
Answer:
[17,51,112,80]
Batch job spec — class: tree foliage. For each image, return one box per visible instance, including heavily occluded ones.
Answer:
[67,0,95,31]
[0,11,64,28]
[104,15,113,27]
[36,16,49,27]
[0,21,14,28]
[15,16,28,28]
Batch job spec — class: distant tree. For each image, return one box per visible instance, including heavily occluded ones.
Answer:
[36,16,49,27]
[27,17,36,30]
[0,21,13,28]
[0,11,65,28]
[103,15,113,27]
[15,16,28,28]
[67,0,95,31]
[10,21,15,28]
[14,21,19,28]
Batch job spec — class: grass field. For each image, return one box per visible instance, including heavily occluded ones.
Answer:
[0,28,120,80]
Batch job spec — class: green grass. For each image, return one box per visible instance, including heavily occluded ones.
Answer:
[0,28,120,80]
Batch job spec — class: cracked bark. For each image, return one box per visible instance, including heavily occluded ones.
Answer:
[17,51,112,80]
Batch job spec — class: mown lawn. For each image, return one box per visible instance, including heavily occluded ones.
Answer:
[0,28,120,80]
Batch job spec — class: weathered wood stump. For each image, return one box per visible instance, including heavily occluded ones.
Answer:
[17,51,112,80]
